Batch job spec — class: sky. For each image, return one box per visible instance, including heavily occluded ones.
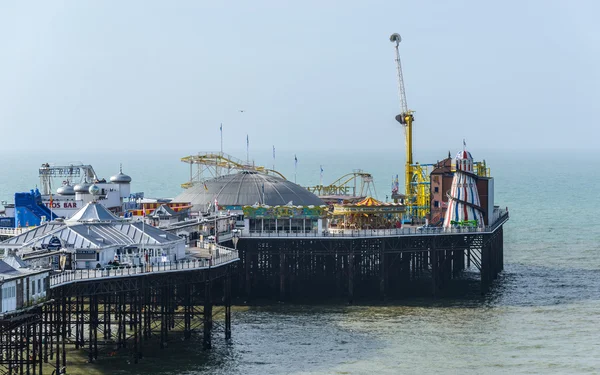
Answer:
[1,0,599,158]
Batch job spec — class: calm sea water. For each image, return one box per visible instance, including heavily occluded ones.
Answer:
[1,149,599,374]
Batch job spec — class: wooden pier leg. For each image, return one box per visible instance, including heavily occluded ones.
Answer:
[467,248,471,268]
[348,248,354,304]
[411,252,417,280]
[203,275,212,350]
[245,250,252,301]
[279,250,286,302]
[431,250,438,297]
[62,295,67,369]
[133,291,139,364]
[225,268,232,340]
[379,241,386,300]
[56,300,61,371]
[160,287,166,349]
[480,245,488,294]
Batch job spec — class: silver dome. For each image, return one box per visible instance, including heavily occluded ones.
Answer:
[57,184,75,196]
[89,184,100,196]
[174,171,324,211]
[74,183,91,193]
[110,172,132,183]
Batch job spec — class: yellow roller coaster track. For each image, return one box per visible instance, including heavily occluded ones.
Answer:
[306,171,375,197]
[180,152,286,188]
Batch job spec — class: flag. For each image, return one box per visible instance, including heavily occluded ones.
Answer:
[220,123,222,132]
[203,182,208,191]
[49,193,53,209]
[463,139,466,149]
[142,206,146,217]
[320,165,324,174]
[272,145,275,159]
[246,134,249,146]
[214,198,219,212]
[294,154,297,167]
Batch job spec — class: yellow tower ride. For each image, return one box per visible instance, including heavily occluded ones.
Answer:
[390,33,430,222]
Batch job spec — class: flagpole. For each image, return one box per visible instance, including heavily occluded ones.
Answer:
[320,165,323,187]
[246,134,249,165]
[142,206,146,265]
[220,123,223,154]
[294,154,297,184]
[272,145,275,173]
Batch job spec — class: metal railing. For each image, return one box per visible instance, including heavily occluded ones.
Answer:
[49,249,239,288]
[0,227,29,237]
[242,211,509,239]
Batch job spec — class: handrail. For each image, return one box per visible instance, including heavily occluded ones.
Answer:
[0,227,29,237]
[49,249,239,288]
[242,211,509,239]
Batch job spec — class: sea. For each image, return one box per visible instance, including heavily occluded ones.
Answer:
[0,148,599,374]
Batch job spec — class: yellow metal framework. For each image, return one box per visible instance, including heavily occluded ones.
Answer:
[306,171,375,197]
[180,152,286,188]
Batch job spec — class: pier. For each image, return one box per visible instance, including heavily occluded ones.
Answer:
[0,246,238,375]
[236,210,508,302]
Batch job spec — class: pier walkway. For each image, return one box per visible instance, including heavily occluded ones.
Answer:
[49,246,239,288]
[242,210,509,239]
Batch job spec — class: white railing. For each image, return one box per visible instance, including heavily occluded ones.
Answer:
[49,249,239,288]
[0,227,29,237]
[243,211,509,239]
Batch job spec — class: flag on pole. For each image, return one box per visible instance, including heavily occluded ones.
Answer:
[320,165,324,175]
[294,154,297,167]
[142,206,146,217]
[272,145,275,159]
[204,182,208,191]
[247,134,249,147]
[220,123,222,132]
[214,198,219,212]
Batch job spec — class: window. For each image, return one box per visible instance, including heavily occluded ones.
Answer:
[434,187,439,193]
[32,281,35,295]
[434,201,439,208]
[38,279,41,294]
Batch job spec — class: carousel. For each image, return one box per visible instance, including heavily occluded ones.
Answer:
[331,197,405,230]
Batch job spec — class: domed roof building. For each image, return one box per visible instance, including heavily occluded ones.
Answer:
[174,171,325,212]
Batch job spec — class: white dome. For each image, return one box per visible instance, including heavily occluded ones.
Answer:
[74,183,91,193]
[57,184,75,196]
[110,172,132,183]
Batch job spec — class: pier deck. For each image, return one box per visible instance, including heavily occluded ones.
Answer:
[236,212,508,302]
[0,245,239,375]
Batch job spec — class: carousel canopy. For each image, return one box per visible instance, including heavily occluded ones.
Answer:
[333,196,405,215]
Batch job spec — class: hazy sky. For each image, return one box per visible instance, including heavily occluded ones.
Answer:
[1,1,598,157]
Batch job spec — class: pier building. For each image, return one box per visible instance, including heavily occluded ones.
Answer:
[0,202,185,269]
[174,170,325,213]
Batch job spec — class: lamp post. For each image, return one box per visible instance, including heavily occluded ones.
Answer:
[232,229,240,250]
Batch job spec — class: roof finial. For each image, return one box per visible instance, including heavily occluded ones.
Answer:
[120,163,123,173]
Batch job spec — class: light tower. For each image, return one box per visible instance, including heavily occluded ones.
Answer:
[390,33,429,221]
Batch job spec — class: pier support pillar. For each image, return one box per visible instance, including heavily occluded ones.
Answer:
[379,241,386,300]
[431,249,438,297]
[225,268,232,340]
[203,275,213,350]
[348,249,354,304]
[279,250,286,302]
